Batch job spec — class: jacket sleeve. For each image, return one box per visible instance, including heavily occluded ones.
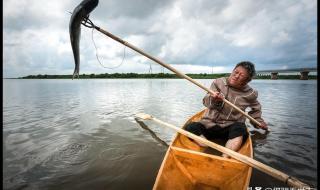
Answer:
[248,90,265,125]
[202,79,224,110]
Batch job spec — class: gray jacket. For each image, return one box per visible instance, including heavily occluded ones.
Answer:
[199,77,264,129]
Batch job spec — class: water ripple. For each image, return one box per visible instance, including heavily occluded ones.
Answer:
[3,79,317,189]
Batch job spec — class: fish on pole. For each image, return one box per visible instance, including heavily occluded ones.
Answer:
[69,0,99,79]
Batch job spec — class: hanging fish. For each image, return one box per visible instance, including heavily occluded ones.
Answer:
[69,0,99,79]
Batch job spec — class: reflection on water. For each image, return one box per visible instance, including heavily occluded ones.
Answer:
[3,79,317,189]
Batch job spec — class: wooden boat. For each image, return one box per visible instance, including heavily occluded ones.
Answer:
[153,109,253,190]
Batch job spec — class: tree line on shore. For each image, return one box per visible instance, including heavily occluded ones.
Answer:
[19,73,316,79]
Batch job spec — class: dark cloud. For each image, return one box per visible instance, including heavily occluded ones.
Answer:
[3,42,20,47]
[3,0,317,78]
[93,0,173,19]
[4,14,54,31]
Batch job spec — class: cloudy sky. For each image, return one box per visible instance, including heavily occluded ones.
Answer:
[3,0,317,78]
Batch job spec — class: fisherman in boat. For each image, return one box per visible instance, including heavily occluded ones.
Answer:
[185,61,268,158]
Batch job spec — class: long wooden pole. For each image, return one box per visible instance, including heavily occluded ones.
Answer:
[94,25,262,127]
[135,113,310,189]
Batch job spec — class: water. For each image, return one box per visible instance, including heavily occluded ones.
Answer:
[3,79,317,189]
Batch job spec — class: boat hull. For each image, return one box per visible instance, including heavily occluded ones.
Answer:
[153,109,253,190]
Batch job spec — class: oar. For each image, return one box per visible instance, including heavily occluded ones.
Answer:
[135,113,311,189]
[92,25,264,128]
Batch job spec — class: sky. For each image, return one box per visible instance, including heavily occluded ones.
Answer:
[3,0,317,78]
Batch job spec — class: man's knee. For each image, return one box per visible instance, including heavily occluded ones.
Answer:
[225,136,243,151]
[229,136,243,144]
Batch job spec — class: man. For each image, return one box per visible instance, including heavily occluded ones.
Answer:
[185,61,268,158]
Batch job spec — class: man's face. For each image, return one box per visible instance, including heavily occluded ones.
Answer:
[228,66,250,88]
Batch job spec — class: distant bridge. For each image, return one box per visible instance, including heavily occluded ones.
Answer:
[256,67,317,80]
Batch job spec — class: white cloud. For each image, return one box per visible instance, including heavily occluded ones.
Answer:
[3,0,317,78]
[171,64,228,74]
[272,31,291,45]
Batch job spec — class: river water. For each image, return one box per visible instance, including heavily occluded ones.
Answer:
[3,79,317,189]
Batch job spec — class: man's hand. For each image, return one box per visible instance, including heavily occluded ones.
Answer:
[210,91,224,101]
[258,121,268,130]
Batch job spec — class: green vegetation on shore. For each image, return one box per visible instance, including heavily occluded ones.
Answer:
[19,73,228,79]
[18,73,317,79]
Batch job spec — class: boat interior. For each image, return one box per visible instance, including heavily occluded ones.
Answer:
[153,111,253,190]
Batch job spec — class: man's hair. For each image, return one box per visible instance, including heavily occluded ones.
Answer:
[235,61,256,81]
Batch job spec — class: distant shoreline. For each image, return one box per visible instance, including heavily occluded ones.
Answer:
[5,73,317,80]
